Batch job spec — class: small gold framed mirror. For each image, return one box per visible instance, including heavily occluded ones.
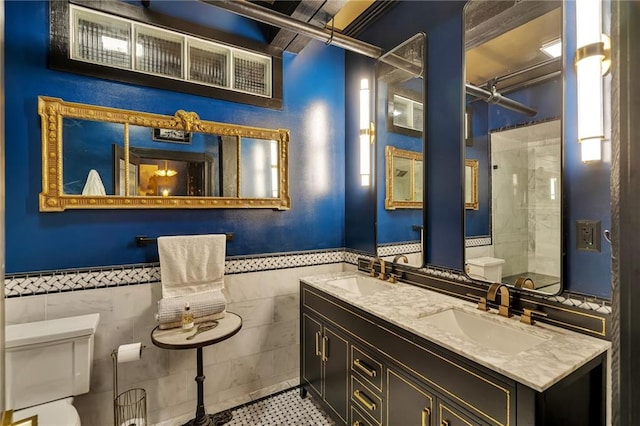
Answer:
[465,159,479,210]
[38,96,290,211]
[385,146,423,210]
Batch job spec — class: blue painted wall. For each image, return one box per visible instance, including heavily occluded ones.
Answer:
[345,1,610,298]
[375,76,423,245]
[350,1,466,269]
[344,53,376,254]
[465,99,489,237]
[5,1,346,273]
[563,1,611,298]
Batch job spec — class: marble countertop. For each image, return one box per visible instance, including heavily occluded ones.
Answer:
[300,271,611,392]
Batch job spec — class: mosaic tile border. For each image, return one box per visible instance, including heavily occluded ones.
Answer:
[377,241,421,257]
[465,237,492,247]
[3,243,612,315]
[5,249,347,297]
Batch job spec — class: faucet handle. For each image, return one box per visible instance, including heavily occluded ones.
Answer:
[388,272,401,283]
[520,308,548,325]
[466,293,489,312]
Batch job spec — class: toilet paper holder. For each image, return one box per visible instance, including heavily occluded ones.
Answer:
[111,344,147,426]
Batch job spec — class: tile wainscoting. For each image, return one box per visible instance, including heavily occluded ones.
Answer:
[5,260,353,425]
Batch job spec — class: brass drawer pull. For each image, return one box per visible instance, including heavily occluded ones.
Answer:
[353,422,361,426]
[421,407,431,426]
[353,389,376,411]
[315,331,321,356]
[322,335,329,361]
[441,420,450,426]
[354,358,377,377]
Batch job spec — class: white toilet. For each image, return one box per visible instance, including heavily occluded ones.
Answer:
[466,256,506,282]
[5,313,100,426]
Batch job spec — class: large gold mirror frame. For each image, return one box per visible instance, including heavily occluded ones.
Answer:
[385,146,423,210]
[38,96,290,211]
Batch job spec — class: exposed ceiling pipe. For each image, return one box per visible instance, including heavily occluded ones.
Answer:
[203,0,383,59]
[466,83,537,116]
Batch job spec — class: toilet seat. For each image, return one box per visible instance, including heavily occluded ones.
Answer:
[14,397,81,426]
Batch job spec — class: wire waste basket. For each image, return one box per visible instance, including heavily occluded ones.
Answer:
[112,344,147,426]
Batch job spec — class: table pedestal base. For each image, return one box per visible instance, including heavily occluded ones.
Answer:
[182,347,233,426]
[182,410,232,426]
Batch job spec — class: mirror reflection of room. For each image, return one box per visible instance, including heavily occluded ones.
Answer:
[463,1,563,294]
[375,33,425,267]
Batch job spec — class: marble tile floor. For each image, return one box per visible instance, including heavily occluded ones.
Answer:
[218,387,334,426]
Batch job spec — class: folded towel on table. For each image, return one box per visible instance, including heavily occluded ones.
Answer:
[158,310,227,330]
[158,234,226,298]
[156,289,227,325]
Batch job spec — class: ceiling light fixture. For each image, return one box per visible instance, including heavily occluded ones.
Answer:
[540,38,562,58]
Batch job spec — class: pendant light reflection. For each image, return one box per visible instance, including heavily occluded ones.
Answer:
[575,0,610,163]
[154,160,178,177]
[359,78,374,187]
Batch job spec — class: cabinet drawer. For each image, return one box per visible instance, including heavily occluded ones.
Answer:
[351,406,375,426]
[351,345,383,391]
[350,376,382,425]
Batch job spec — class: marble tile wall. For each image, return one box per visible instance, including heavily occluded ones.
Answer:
[5,262,352,425]
[492,138,529,277]
[527,139,561,278]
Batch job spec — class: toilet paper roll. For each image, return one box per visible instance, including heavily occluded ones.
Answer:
[117,342,143,363]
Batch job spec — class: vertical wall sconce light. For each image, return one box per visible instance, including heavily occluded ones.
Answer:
[575,0,610,163]
[359,78,374,186]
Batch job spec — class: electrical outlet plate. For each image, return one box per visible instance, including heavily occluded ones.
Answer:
[576,220,601,252]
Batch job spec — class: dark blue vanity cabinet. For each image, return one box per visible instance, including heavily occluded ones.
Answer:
[299,282,607,426]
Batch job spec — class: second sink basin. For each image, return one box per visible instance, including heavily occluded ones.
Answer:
[325,275,396,296]
[419,308,549,356]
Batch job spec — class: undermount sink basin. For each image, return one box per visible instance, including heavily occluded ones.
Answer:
[419,308,549,356]
[325,275,395,296]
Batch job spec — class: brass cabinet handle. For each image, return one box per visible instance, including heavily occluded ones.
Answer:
[322,335,329,361]
[353,422,361,426]
[353,389,376,411]
[315,331,321,356]
[421,407,431,426]
[353,358,377,377]
[441,420,450,426]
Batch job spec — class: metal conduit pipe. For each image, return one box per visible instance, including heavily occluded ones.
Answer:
[205,0,383,59]
[465,83,537,116]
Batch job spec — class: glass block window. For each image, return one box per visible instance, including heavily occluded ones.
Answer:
[68,5,273,99]
[393,94,423,132]
[188,40,230,87]
[135,26,183,78]
[233,52,272,97]
[71,8,131,68]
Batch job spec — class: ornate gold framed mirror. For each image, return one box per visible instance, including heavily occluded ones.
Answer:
[384,145,423,210]
[465,159,479,210]
[38,96,290,211]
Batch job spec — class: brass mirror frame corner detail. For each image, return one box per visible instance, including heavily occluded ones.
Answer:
[37,96,291,212]
[464,159,479,211]
[384,145,423,210]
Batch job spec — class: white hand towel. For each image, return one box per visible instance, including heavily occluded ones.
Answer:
[158,234,226,298]
[156,290,227,324]
[82,169,106,196]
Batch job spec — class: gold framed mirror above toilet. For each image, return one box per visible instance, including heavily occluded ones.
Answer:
[38,96,291,211]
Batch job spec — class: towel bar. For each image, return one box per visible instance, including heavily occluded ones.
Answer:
[135,233,234,247]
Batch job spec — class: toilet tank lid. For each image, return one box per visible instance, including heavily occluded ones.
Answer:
[5,313,100,349]
[466,257,505,266]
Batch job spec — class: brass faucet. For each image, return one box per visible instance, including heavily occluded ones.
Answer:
[368,257,387,281]
[388,255,409,283]
[520,308,548,325]
[487,283,513,318]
